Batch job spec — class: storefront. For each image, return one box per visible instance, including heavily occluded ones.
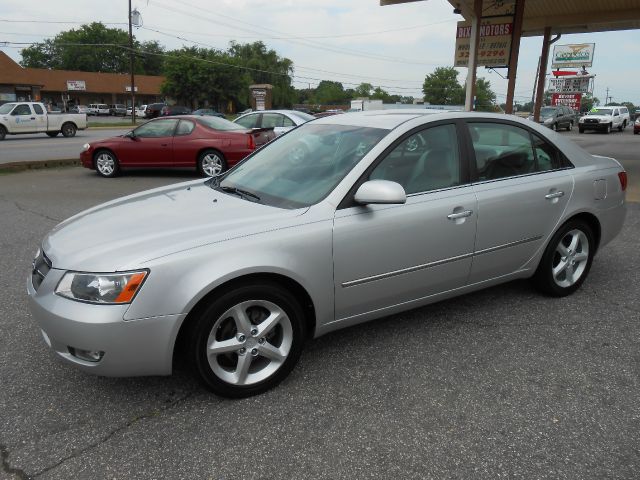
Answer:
[0,51,164,110]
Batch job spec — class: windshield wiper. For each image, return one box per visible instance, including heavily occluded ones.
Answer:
[218,185,261,202]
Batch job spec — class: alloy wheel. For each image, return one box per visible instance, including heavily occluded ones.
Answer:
[206,300,293,386]
[96,152,116,176]
[201,153,224,176]
[551,229,589,288]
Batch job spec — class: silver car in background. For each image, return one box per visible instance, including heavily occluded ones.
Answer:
[233,109,315,136]
[27,111,627,398]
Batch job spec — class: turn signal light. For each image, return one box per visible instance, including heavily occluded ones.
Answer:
[618,172,627,192]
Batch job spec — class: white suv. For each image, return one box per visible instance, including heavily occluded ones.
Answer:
[579,106,630,134]
[88,104,110,116]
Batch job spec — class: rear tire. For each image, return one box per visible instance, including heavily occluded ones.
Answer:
[533,220,595,297]
[188,282,306,398]
[61,123,77,137]
[567,121,573,131]
[46,131,59,138]
[197,149,227,177]
[93,150,120,178]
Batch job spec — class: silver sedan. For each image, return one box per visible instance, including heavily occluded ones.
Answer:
[27,111,627,397]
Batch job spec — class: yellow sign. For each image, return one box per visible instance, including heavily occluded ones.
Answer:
[454,16,513,67]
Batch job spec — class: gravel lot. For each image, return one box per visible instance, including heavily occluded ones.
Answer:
[1,167,639,480]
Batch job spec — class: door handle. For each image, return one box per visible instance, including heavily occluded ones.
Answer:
[30,117,35,120]
[447,210,473,220]
[161,143,168,147]
[545,191,564,200]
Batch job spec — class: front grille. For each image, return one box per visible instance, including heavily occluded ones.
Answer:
[32,249,52,291]
[584,118,599,124]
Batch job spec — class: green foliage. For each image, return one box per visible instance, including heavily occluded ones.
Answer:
[19,22,165,75]
[422,66,495,110]
[422,67,464,105]
[313,81,349,104]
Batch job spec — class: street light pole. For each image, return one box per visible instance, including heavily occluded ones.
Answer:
[129,0,136,126]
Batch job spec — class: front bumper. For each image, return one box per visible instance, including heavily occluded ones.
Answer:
[27,268,184,377]
[580,122,609,131]
[80,149,92,169]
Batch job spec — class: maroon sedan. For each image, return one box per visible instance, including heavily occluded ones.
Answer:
[80,116,275,178]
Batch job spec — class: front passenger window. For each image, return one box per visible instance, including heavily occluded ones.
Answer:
[369,124,460,194]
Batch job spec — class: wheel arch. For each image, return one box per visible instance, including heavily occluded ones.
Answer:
[92,147,118,166]
[61,120,78,130]
[565,211,602,252]
[173,272,317,366]
[197,147,226,163]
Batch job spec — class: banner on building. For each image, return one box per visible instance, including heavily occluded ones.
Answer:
[548,75,593,94]
[66,80,86,91]
[125,86,138,92]
[551,93,582,112]
[551,43,595,68]
[454,16,513,67]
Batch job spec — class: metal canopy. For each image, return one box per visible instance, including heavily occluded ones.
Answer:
[448,0,640,36]
[381,0,640,35]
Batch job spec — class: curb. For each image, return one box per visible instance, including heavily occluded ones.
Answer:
[0,158,80,172]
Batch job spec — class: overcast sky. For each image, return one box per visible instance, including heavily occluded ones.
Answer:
[2,0,639,105]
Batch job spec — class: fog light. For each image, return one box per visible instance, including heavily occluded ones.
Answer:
[68,347,104,362]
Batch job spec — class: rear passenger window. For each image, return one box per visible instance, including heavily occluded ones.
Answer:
[369,124,460,194]
[235,114,259,129]
[175,120,195,136]
[33,104,44,115]
[468,123,564,180]
[282,116,295,127]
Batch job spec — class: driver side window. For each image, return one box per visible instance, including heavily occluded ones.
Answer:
[369,124,460,194]
[12,104,32,116]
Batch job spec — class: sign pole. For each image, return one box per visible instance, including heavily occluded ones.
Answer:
[129,0,136,126]
[504,0,525,114]
[533,27,552,122]
[464,0,482,111]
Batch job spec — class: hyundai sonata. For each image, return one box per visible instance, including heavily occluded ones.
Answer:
[28,111,627,397]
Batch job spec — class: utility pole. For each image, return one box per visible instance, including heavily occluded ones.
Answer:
[605,87,610,105]
[129,0,136,126]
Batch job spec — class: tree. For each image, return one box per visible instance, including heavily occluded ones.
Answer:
[161,47,240,110]
[474,77,497,112]
[422,67,464,105]
[228,41,296,109]
[353,83,374,97]
[313,81,349,105]
[581,94,599,112]
[20,22,165,75]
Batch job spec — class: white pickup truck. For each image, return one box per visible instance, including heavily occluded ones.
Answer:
[0,102,87,140]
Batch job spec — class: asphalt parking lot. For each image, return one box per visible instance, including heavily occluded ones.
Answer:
[1,164,639,479]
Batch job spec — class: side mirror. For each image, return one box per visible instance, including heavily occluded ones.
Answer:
[354,180,406,205]
[125,131,138,140]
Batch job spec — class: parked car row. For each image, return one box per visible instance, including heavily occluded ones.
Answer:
[30,109,628,398]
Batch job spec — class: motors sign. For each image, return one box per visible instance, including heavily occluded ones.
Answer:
[548,75,593,94]
[454,16,513,67]
[551,43,595,68]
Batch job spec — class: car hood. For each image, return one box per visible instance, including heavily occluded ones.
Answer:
[43,180,308,271]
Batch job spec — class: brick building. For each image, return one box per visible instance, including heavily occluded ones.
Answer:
[0,51,164,109]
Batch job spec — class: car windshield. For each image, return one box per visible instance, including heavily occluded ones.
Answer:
[589,109,612,115]
[215,123,389,209]
[198,116,245,131]
[540,107,557,117]
[0,103,17,114]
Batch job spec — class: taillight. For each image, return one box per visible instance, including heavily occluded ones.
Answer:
[618,171,627,191]
[247,134,256,150]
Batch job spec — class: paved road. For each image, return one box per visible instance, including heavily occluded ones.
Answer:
[0,168,639,479]
[0,128,130,164]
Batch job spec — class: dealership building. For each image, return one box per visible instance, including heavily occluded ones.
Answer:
[0,52,164,109]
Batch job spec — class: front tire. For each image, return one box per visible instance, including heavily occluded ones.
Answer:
[551,123,558,131]
[533,220,595,297]
[578,127,585,133]
[188,283,306,398]
[61,123,77,137]
[46,131,59,138]
[605,123,612,134]
[567,121,573,131]
[94,150,120,178]
[0,125,6,141]
[197,149,227,177]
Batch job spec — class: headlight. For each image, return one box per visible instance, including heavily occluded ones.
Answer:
[600,118,609,123]
[543,118,553,124]
[55,270,148,304]
[81,143,91,152]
